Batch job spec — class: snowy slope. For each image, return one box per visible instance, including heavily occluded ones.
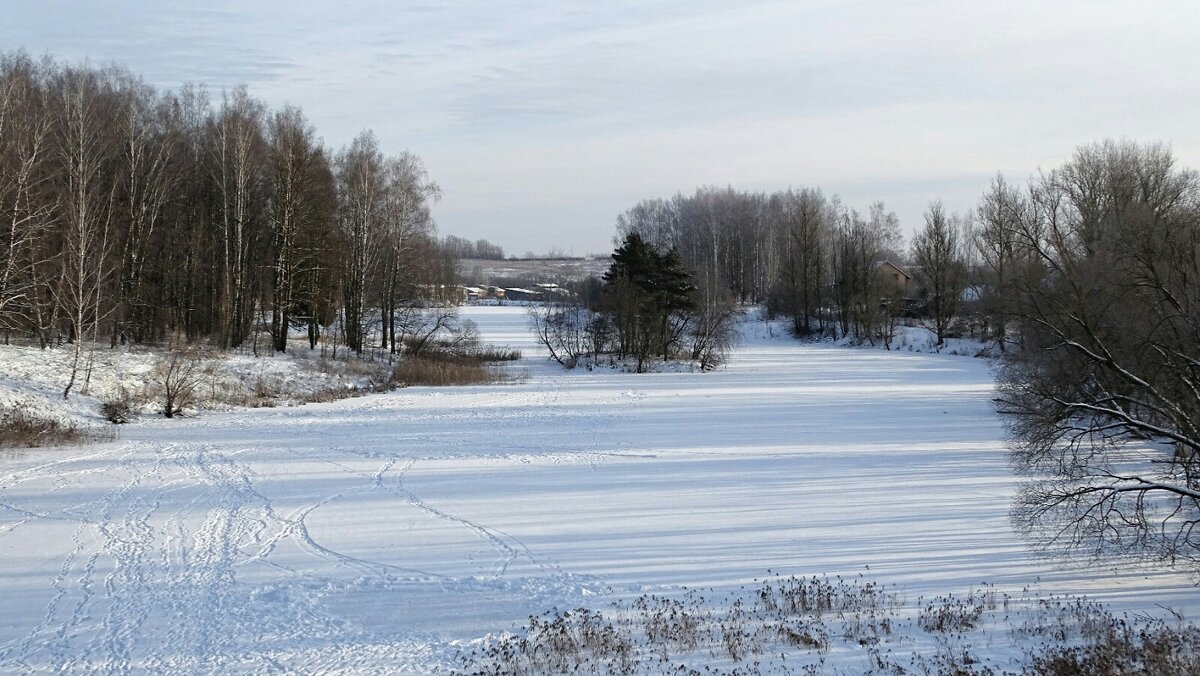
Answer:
[0,340,389,433]
[0,305,1196,673]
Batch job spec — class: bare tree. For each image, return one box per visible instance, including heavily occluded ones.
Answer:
[114,74,178,344]
[379,152,440,353]
[528,302,593,368]
[911,200,966,345]
[291,146,339,351]
[769,188,828,335]
[999,140,1200,568]
[0,52,446,367]
[266,104,326,352]
[973,175,1026,348]
[687,291,740,370]
[211,86,266,349]
[831,202,898,343]
[53,66,118,398]
[0,54,55,339]
[335,131,386,354]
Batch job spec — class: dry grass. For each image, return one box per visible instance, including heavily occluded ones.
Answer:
[456,574,1200,675]
[390,355,510,387]
[391,339,521,388]
[0,402,113,448]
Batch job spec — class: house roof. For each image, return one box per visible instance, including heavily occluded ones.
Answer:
[872,260,911,279]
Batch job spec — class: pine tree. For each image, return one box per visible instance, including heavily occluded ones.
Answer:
[601,233,695,370]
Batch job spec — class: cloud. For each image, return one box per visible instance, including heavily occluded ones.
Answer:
[4,0,1198,253]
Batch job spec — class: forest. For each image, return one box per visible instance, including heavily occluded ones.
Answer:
[0,52,455,399]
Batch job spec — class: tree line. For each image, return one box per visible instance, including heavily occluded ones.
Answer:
[613,187,929,345]
[440,235,505,261]
[0,53,450,395]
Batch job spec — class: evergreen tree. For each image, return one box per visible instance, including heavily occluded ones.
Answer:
[601,233,694,371]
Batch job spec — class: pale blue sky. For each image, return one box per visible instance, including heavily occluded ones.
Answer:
[4,1,1198,255]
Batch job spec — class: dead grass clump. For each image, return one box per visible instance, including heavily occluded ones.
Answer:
[390,355,508,387]
[0,402,113,448]
[392,337,520,388]
[405,341,521,366]
[633,593,708,654]
[778,619,829,652]
[919,593,987,633]
[1026,623,1200,676]
[459,575,1200,674]
[464,607,636,675]
[757,574,897,618]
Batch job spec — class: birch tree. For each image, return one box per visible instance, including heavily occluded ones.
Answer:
[53,67,117,397]
[0,54,55,340]
[210,86,266,349]
[336,131,385,354]
[114,76,178,343]
[266,104,326,352]
[379,151,439,352]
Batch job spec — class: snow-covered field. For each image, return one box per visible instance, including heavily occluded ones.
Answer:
[0,305,1196,673]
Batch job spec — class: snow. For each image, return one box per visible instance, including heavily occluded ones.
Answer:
[830,322,1000,358]
[0,305,1197,672]
[0,341,389,428]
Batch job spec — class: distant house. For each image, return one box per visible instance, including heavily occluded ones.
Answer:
[872,260,912,297]
[503,287,542,302]
[533,282,572,300]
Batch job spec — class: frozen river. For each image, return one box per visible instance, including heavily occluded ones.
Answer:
[0,305,1195,672]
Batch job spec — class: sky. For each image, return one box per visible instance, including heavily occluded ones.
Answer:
[4,1,1199,256]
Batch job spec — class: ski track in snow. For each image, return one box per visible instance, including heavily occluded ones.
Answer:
[1,305,1199,673]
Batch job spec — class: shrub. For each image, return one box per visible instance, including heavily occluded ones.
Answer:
[150,349,208,418]
[100,386,138,424]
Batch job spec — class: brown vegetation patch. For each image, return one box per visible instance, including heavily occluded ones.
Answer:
[390,355,510,388]
[0,402,113,448]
